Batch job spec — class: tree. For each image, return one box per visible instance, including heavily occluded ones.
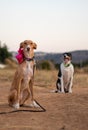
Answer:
[0,42,12,63]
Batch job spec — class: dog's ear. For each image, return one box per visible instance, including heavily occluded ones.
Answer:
[20,42,24,48]
[33,43,37,49]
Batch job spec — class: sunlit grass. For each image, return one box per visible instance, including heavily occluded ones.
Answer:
[74,73,88,88]
[0,68,88,89]
[34,70,58,87]
[0,68,15,82]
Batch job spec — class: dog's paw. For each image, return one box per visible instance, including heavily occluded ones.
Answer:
[50,90,61,93]
[29,101,40,108]
[12,103,20,109]
[60,89,65,93]
[69,90,72,93]
[68,88,72,93]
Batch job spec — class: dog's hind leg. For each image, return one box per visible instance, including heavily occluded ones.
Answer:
[8,89,18,108]
[10,78,22,109]
[14,78,22,109]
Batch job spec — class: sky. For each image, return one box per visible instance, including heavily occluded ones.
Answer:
[0,0,88,53]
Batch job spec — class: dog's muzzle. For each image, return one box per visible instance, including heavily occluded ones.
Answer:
[27,47,30,51]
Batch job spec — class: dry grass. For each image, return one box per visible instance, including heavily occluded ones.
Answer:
[34,70,58,87]
[74,73,88,88]
[0,68,16,82]
[34,69,88,90]
[0,67,88,89]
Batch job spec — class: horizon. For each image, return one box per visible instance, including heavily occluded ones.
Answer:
[11,48,88,54]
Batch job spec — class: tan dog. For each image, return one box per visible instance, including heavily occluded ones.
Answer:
[8,40,38,109]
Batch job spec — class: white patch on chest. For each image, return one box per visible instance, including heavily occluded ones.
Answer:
[62,65,72,84]
[23,61,33,80]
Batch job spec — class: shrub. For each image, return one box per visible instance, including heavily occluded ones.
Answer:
[0,42,12,63]
[36,60,55,70]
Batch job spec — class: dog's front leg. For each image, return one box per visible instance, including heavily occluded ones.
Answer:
[60,76,65,93]
[68,77,73,93]
[29,79,34,101]
[29,80,39,108]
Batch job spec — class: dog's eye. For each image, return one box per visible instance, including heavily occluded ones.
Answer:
[24,42,27,45]
[30,42,33,45]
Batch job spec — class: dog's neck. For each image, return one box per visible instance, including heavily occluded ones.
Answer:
[24,53,35,69]
[24,56,34,62]
[24,51,35,61]
[63,61,71,67]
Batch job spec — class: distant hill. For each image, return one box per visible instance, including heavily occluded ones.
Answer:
[35,50,88,64]
[11,50,88,65]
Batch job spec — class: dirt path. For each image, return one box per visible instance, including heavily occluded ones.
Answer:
[0,82,88,130]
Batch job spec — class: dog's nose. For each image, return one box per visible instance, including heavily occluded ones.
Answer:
[27,47,30,51]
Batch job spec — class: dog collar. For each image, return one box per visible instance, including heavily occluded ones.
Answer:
[24,56,35,61]
[63,61,71,67]
[64,63,71,67]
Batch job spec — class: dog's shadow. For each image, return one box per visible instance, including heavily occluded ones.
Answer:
[0,103,46,115]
